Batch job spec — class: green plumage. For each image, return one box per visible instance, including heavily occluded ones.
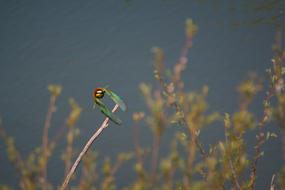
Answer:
[94,87,127,125]
[94,98,122,125]
[104,88,127,111]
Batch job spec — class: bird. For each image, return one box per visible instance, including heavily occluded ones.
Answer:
[93,87,126,125]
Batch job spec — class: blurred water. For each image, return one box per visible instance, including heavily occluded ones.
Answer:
[0,0,283,189]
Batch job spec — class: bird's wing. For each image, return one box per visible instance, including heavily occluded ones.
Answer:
[104,88,127,112]
[95,98,122,125]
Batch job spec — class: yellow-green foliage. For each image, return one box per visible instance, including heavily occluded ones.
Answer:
[0,19,284,190]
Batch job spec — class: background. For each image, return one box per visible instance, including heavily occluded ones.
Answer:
[0,0,284,189]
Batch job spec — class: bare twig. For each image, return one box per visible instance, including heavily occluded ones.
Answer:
[249,26,283,190]
[153,22,207,190]
[60,104,119,190]
[282,129,285,163]
[224,123,241,190]
[49,123,66,150]
[64,127,75,176]
[42,95,57,156]
[185,129,196,189]
[270,174,276,190]
[41,95,57,189]
[111,158,124,176]
[0,122,33,189]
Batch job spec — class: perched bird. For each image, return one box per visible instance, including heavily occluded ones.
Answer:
[93,87,126,125]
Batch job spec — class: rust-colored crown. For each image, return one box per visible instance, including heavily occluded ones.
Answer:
[94,88,105,99]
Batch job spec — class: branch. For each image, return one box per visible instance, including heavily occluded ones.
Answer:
[249,27,283,190]
[224,124,241,190]
[41,95,57,189]
[60,104,119,190]
[270,174,276,190]
[150,133,161,185]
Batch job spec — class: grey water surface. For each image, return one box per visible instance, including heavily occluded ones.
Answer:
[0,0,284,189]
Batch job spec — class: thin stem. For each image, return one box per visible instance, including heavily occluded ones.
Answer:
[270,174,276,190]
[49,123,66,151]
[282,129,285,162]
[111,158,124,176]
[60,104,119,190]
[225,125,241,190]
[186,129,196,189]
[249,26,283,190]
[64,127,75,176]
[0,126,30,189]
[41,95,57,188]
[150,133,161,185]
[42,95,56,154]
